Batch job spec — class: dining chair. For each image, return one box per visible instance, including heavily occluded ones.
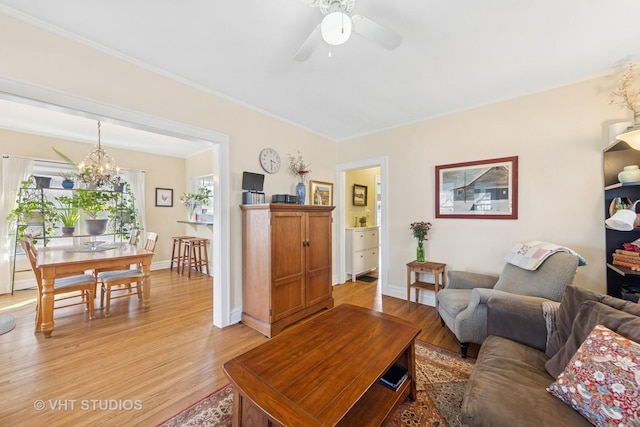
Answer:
[21,238,98,330]
[129,229,140,245]
[98,232,158,317]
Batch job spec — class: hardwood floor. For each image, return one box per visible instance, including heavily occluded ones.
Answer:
[0,269,477,425]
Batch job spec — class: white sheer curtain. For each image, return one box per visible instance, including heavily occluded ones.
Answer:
[1,156,34,294]
[121,169,146,245]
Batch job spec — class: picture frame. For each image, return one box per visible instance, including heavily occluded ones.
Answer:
[309,180,334,206]
[435,156,518,219]
[352,184,368,206]
[155,188,173,207]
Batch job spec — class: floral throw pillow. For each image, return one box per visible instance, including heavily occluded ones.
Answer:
[547,324,640,427]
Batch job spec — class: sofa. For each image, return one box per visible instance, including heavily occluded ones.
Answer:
[461,285,640,427]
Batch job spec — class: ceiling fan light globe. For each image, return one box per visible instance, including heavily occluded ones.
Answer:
[321,12,352,46]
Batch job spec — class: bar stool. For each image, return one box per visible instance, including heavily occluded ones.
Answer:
[181,237,210,279]
[170,235,195,273]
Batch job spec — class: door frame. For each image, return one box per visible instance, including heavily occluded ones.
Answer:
[335,156,389,294]
[0,76,232,328]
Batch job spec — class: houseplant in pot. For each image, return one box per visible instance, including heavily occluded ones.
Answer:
[75,189,116,235]
[107,182,140,241]
[60,171,77,189]
[6,175,57,243]
[55,194,80,236]
[179,186,212,220]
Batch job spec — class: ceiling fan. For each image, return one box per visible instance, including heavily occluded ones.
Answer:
[295,0,402,62]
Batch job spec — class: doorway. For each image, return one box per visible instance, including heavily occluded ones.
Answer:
[336,157,388,294]
[0,78,232,328]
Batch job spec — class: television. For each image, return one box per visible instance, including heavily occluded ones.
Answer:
[242,171,265,192]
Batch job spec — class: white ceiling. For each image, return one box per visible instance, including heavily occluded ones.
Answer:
[1,0,640,146]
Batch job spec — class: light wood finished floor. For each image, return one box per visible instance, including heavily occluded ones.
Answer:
[0,269,478,425]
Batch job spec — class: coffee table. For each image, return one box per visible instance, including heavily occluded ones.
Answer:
[223,304,421,426]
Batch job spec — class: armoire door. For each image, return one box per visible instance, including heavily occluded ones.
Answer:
[270,211,305,321]
[305,211,332,306]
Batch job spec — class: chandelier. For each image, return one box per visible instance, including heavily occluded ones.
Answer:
[78,121,120,188]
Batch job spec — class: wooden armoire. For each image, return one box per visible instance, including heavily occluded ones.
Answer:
[240,204,335,337]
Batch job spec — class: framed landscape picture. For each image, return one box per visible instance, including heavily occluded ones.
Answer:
[435,156,518,219]
[310,180,333,206]
[353,184,368,206]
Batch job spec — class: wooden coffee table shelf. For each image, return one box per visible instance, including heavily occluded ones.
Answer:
[223,304,421,426]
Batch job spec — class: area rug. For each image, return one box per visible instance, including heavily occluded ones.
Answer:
[157,341,475,427]
[0,314,16,335]
[357,275,378,283]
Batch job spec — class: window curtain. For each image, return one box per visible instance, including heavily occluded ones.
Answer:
[0,156,34,295]
[121,169,146,245]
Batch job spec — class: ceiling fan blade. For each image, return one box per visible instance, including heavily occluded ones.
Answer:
[295,25,321,62]
[351,14,402,50]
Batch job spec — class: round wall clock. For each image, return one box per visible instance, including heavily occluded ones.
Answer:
[259,148,281,174]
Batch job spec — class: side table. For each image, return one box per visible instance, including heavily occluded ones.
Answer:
[407,260,446,308]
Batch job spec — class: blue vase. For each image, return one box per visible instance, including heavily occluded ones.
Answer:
[61,179,75,189]
[296,182,305,205]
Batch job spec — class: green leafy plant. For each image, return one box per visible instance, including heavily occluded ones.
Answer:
[55,195,80,227]
[107,182,140,240]
[179,186,212,214]
[359,216,367,226]
[60,171,78,182]
[75,189,117,219]
[6,175,57,242]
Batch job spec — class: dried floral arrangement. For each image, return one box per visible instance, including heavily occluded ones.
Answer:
[610,63,640,114]
[287,150,311,182]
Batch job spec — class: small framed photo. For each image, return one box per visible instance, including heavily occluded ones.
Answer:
[155,188,173,207]
[353,184,368,206]
[310,180,334,206]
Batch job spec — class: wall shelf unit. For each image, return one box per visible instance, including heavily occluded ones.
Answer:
[604,140,640,300]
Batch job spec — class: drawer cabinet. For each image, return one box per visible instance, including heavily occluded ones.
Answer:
[346,226,379,282]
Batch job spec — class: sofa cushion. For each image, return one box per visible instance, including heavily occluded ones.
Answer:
[546,285,640,359]
[545,300,640,378]
[461,335,591,427]
[547,325,640,426]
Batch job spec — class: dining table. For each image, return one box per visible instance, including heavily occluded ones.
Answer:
[36,242,155,337]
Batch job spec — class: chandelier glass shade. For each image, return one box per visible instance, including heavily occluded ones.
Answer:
[321,12,352,46]
[78,121,120,188]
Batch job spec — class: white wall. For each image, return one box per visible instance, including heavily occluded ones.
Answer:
[339,76,630,295]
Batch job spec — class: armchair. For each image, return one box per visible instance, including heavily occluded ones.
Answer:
[436,251,578,357]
